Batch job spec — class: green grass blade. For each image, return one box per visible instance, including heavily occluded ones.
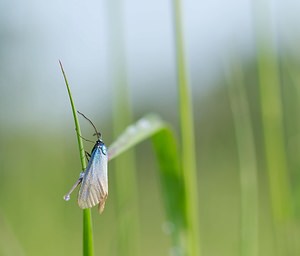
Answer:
[253,1,294,253]
[59,61,94,256]
[152,128,187,251]
[226,61,258,256]
[256,46,293,223]
[108,114,165,160]
[108,114,187,252]
[59,61,86,169]
[172,1,200,255]
[106,0,140,254]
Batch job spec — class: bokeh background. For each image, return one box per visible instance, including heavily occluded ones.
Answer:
[1,0,300,255]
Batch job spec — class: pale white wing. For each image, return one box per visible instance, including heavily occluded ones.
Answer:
[78,145,108,213]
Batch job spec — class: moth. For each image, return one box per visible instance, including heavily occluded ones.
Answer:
[64,111,108,213]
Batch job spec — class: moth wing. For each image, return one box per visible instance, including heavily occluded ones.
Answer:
[78,147,108,213]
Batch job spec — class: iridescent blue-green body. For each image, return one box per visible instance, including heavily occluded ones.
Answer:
[78,139,108,213]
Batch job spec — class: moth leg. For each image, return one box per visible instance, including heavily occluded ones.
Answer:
[63,175,83,201]
[85,151,91,161]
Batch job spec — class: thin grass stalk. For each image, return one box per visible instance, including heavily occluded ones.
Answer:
[227,61,258,256]
[252,0,293,253]
[172,1,200,255]
[106,1,139,255]
[60,61,94,256]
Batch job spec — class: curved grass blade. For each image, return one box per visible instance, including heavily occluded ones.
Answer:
[59,61,86,169]
[59,61,94,256]
[152,128,187,251]
[108,114,187,253]
[108,114,165,161]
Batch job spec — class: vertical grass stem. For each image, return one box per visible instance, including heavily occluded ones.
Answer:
[172,1,200,255]
[252,0,293,253]
[227,61,258,256]
[59,61,94,256]
[106,1,139,255]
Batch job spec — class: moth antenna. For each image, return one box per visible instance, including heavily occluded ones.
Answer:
[77,111,101,139]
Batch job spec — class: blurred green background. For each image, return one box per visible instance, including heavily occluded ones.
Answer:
[1,0,300,255]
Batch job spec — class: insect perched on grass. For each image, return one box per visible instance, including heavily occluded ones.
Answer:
[64,111,108,213]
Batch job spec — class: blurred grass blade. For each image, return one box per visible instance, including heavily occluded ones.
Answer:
[106,0,139,254]
[226,60,258,256]
[172,0,200,255]
[255,25,293,224]
[253,0,294,253]
[108,114,187,252]
[108,114,165,161]
[152,128,187,251]
[59,61,94,256]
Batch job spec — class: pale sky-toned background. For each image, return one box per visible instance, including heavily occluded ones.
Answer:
[1,0,299,130]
